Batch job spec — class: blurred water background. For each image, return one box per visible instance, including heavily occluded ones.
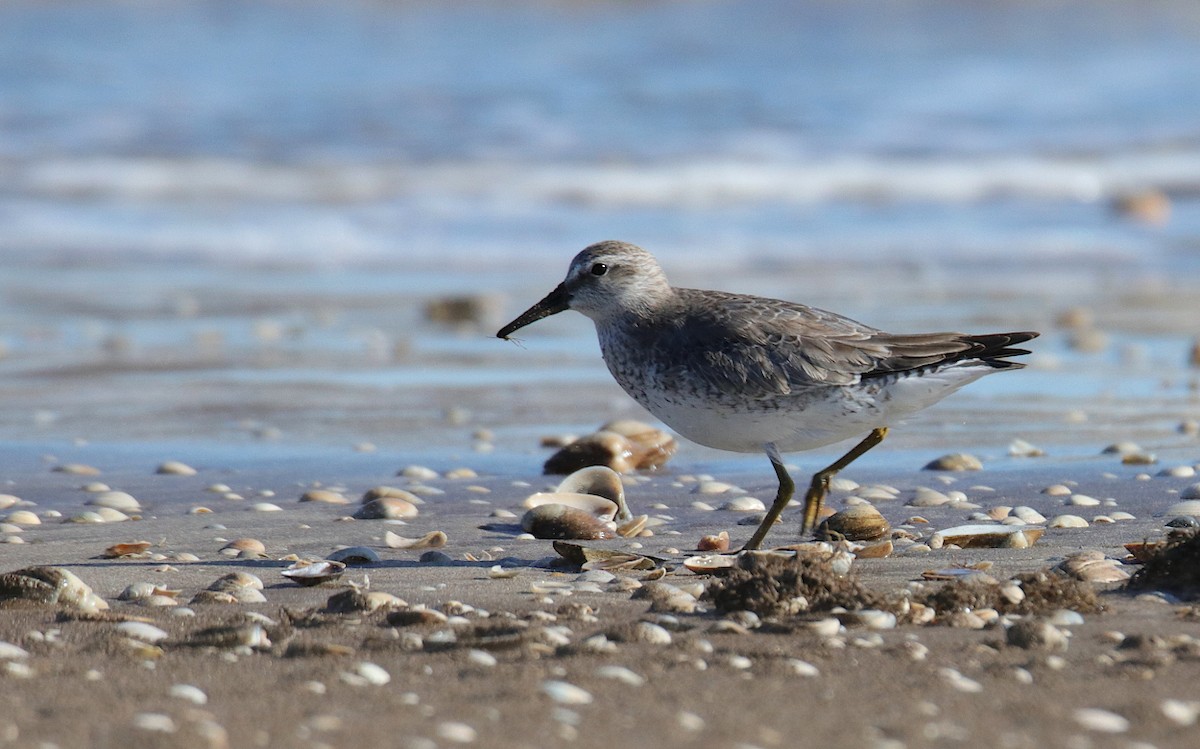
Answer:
[1,0,1198,466]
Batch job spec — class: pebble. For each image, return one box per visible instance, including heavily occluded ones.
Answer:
[541,680,593,705]
[1072,708,1129,734]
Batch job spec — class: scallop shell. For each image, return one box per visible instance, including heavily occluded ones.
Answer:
[817,504,890,541]
[520,504,615,540]
[281,560,347,586]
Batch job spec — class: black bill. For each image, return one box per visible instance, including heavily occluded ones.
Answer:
[496,282,571,339]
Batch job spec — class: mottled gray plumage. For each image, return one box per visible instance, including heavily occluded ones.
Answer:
[498,240,1037,549]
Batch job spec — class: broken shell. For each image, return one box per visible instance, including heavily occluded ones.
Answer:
[930,524,1044,549]
[384,530,448,549]
[101,541,153,558]
[326,546,380,565]
[0,566,109,612]
[1123,541,1166,562]
[522,492,618,521]
[353,497,419,520]
[281,560,347,586]
[521,504,614,540]
[817,505,890,542]
[554,466,629,519]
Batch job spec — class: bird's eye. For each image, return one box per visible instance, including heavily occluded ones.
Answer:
[590,263,608,276]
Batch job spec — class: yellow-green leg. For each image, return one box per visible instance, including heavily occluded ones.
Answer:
[742,427,889,551]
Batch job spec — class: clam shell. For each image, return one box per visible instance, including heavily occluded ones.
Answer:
[353,496,419,520]
[361,486,425,504]
[543,430,636,474]
[682,554,737,574]
[0,566,108,612]
[599,419,677,470]
[554,466,629,519]
[817,504,890,541]
[101,541,153,558]
[521,492,618,521]
[520,504,615,540]
[697,531,731,552]
[281,560,346,586]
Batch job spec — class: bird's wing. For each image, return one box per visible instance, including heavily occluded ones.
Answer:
[661,289,997,398]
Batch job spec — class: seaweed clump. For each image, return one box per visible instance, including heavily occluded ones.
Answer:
[919,569,1100,618]
[1126,528,1200,600]
[704,552,882,617]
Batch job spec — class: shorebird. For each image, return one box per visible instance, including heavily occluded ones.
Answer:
[497,241,1037,550]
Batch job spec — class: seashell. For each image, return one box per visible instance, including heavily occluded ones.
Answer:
[118,582,181,602]
[398,465,439,481]
[281,560,346,586]
[156,461,197,476]
[1048,514,1089,528]
[361,486,425,504]
[115,621,170,643]
[183,623,270,649]
[323,589,406,613]
[554,466,629,519]
[1055,551,1130,583]
[326,546,380,565]
[1123,540,1166,562]
[85,491,141,512]
[101,541,153,559]
[0,566,109,612]
[599,419,677,470]
[543,430,637,474]
[929,524,1044,549]
[207,572,263,592]
[682,554,737,574]
[1007,619,1069,651]
[1008,438,1045,457]
[1072,708,1130,734]
[541,679,594,706]
[1167,498,1200,515]
[5,510,40,525]
[53,463,101,476]
[384,530,448,549]
[0,495,21,511]
[922,453,983,471]
[818,504,890,541]
[522,502,615,540]
[697,531,731,552]
[551,541,660,570]
[386,607,449,626]
[522,492,618,520]
[853,539,893,559]
[353,496,419,520]
[720,496,766,512]
[220,538,266,557]
[93,507,131,523]
[299,489,350,505]
[615,514,649,538]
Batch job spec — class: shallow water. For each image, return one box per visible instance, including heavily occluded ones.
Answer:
[1,0,1198,484]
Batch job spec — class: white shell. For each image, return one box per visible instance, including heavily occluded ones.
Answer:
[281,560,346,586]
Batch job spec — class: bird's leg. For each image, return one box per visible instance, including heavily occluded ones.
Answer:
[800,426,889,535]
[741,443,795,551]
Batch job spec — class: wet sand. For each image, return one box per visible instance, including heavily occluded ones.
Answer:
[3,440,1200,749]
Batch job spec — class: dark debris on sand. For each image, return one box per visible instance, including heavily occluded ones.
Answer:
[704,553,885,617]
[921,569,1101,617]
[1126,528,1200,600]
